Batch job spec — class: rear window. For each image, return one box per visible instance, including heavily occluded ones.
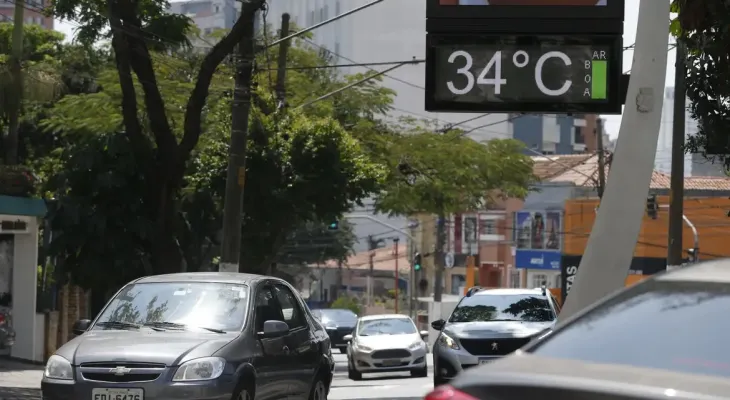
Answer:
[449,293,555,323]
[529,280,730,378]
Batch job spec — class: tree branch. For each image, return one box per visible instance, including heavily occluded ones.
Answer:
[179,0,265,159]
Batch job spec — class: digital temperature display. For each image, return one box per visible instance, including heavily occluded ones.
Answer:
[425,35,622,114]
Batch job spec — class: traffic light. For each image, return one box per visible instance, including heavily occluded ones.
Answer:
[327,221,339,230]
[646,194,658,219]
[413,252,422,271]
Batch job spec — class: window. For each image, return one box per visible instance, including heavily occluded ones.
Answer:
[464,217,477,243]
[357,318,416,336]
[451,275,465,295]
[531,274,548,288]
[254,287,280,332]
[309,10,314,25]
[324,4,329,20]
[334,42,340,57]
[529,280,730,378]
[573,126,585,144]
[335,1,340,15]
[272,284,305,329]
[214,4,219,13]
[480,219,497,235]
[510,270,521,288]
[96,282,249,332]
[449,294,555,323]
[319,7,324,22]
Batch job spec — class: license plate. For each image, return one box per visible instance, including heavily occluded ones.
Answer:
[382,359,401,366]
[92,388,144,400]
[478,358,493,365]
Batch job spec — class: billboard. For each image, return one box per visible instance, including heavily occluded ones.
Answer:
[514,211,562,270]
[427,0,624,20]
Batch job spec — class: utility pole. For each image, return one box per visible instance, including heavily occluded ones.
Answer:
[668,40,687,268]
[6,0,25,164]
[366,235,381,306]
[219,2,263,273]
[274,13,290,110]
[596,118,607,199]
[393,237,400,314]
[433,211,446,303]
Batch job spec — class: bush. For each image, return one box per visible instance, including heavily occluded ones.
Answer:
[330,296,361,315]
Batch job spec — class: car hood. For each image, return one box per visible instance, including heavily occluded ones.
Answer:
[356,333,422,349]
[55,330,237,366]
[445,321,554,339]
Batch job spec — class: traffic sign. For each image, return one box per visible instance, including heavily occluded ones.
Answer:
[425,34,622,114]
[426,0,625,23]
[445,252,455,269]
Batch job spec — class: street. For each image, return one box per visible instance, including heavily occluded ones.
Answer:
[0,354,434,400]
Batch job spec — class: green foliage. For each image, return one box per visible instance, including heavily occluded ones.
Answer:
[670,0,730,163]
[375,124,536,215]
[330,296,361,315]
[279,220,357,266]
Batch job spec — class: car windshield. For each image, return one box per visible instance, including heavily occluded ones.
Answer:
[358,318,416,336]
[528,280,730,379]
[449,293,555,323]
[318,309,357,324]
[94,282,249,332]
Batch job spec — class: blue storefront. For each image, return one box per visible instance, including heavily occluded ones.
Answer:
[514,210,563,288]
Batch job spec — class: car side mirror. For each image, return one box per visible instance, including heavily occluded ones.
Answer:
[258,320,289,339]
[419,330,429,339]
[430,319,445,331]
[73,319,91,335]
[343,334,353,342]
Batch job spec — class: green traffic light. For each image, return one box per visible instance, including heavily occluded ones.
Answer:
[413,252,422,271]
[327,221,338,230]
[414,264,421,271]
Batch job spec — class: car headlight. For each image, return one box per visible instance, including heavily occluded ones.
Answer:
[354,343,372,352]
[409,341,425,351]
[172,357,226,381]
[44,355,73,380]
[324,322,337,330]
[438,333,460,350]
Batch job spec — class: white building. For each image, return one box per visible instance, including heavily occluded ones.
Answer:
[655,87,727,177]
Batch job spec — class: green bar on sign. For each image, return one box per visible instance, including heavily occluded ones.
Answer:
[591,60,607,100]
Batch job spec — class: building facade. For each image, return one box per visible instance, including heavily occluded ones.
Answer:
[167,0,238,47]
[0,0,54,30]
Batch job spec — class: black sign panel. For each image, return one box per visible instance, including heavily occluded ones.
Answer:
[426,0,625,21]
[425,34,622,114]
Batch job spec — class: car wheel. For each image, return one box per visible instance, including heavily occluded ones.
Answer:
[339,348,347,354]
[411,363,428,378]
[309,375,328,400]
[347,358,362,381]
[232,383,254,400]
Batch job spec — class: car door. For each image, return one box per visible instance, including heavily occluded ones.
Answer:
[272,283,319,400]
[252,285,291,400]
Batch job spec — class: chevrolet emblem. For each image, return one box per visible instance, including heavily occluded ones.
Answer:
[491,342,498,351]
[109,366,132,376]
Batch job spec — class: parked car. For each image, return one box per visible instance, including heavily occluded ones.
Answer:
[311,308,358,354]
[345,314,429,380]
[42,272,334,400]
[425,259,730,399]
[431,287,560,386]
[0,308,14,349]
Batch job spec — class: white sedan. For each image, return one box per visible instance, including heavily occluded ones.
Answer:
[345,314,429,380]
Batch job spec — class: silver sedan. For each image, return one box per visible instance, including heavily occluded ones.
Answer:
[345,314,429,380]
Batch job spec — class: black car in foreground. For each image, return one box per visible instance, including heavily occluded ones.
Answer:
[312,308,357,354]
[42,272,334,400]
[425,259,730,400]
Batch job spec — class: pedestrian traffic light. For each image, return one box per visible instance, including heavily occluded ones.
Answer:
[413,252,422,271]
[646,194,658,219]
[327,221,339,230]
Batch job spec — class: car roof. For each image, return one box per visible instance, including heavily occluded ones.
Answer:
[455,353,730,399]
[472,288,545,296]
[359,314,413,321]
[133,272,265,285]
[656,258,730,284]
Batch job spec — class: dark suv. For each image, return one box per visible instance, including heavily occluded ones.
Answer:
[41,272,334,400]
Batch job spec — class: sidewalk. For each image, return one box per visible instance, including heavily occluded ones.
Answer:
[0,358,42,399]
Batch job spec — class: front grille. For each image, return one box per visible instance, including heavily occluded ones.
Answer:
[459,338,531,356]
[79,362,165,383]
[371,349,411,359]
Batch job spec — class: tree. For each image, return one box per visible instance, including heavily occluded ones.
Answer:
[279,220,357,266]
[672,0,730,164]
[0,23,65,164]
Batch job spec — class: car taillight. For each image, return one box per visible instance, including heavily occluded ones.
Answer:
[425,385,478,400]
[0,314,5,324]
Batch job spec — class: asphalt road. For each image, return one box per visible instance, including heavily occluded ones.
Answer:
[329,353,434,400]
[0,354,434,400]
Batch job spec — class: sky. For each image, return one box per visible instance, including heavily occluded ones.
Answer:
[53,1,670,140]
